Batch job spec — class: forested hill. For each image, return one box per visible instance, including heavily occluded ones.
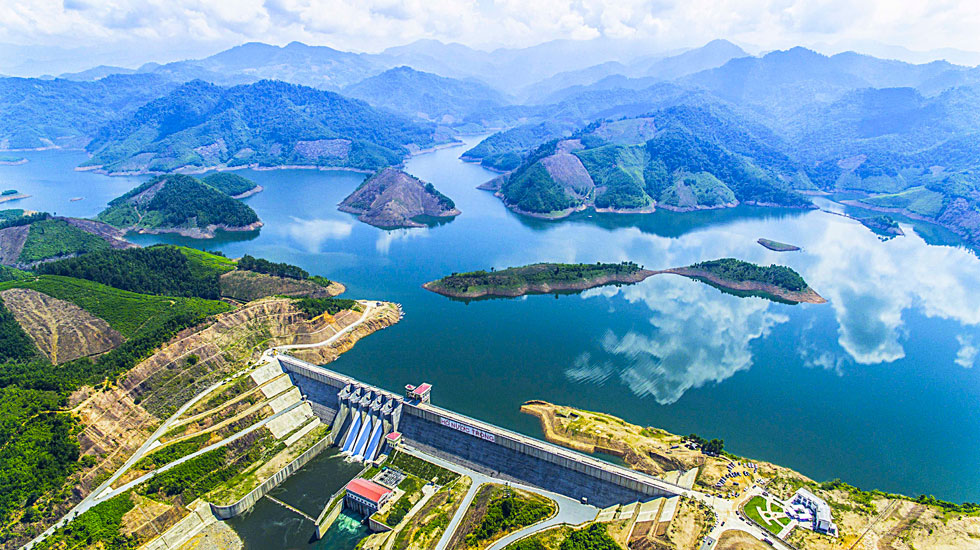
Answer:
[491,108,812,217]
[97,174,261,237]
[82,79,452,174]
[343,66,509,123]
[0,74,176,150]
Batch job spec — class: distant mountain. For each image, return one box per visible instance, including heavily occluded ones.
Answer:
[343,66,509,124]
[522,40,747,104]
[485,108,812,218]
[98,174,262,238]
[141,41,388,90]
[339,168,460,228]
[60,65,136,81]
[0,74,177,150]
[83,79,451,174]
[682,47,980,120]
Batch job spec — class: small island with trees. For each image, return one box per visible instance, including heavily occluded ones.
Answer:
[339,167,460,229]
[663,258,825,304]
[423,262,654,298]
[757,238,800,252]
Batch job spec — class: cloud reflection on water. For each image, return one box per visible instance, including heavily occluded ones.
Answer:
[281,217,353,253]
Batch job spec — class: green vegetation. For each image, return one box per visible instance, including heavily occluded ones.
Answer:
[744,496,790,535]
[238,254,308,279]
[84,79,441,173]
[178,247,236,274]
[1,189,18,196]
[688,258,807,292]
[386,449,460,485]
[466,486,553,546]
[860,186,945,218]
[425,182,457,210]
[0,211,47,230]
[758,238,800,252]
[0,300,39,362]
[18,218,112,264]
[384,476,427,527]
[0,209,24,221]
[291,297,361,318]
[0,275,230,392]
[32,492,137,550]
[558,523,619,550]
[135,433,212,470]
[98,174,260,232]
[0,387,79,526]
[429,262,643,296]
[686,433,725,455]
[201,172,259,196]
[37,246,225,299]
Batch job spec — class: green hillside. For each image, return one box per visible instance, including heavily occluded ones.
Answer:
[18,218,113,264]
[201,173,260,197]
[83,79,444,173]
[98,174,261,234]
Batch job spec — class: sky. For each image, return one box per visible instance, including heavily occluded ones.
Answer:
[2,0,980,75]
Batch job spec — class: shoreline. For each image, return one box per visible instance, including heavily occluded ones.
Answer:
[77,163,376,177]
[125,220,264,239]
[0,193,31,204]
[424,265,825,304]
[422,268,657,298]
[230,185,264,199]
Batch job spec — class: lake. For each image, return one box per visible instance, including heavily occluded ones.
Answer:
[4,137,979,509]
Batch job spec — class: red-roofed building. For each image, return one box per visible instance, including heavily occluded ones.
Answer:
[344,478,393,516]
[406,382,431,403]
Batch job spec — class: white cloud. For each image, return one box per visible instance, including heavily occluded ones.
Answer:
[281,216,353,252]
[955,334,978,368]
[1,0,979,67]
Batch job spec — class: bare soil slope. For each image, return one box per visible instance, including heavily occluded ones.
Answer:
[0,287,124,364]
[339,168,460,228]
[219,270,345,301]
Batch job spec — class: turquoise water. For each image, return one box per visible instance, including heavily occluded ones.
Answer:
[4,138,980,506]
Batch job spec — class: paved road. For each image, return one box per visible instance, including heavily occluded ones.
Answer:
[400,446,597,550]
[24,301,384,550]
[689,485,797,550]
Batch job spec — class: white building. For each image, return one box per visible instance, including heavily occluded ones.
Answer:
[790,488,837,536]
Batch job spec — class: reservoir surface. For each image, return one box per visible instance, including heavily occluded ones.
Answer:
[4,137,979,507]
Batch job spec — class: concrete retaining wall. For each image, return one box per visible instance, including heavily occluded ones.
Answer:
[209,435,333,519]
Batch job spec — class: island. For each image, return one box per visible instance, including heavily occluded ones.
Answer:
[856,214,904,237]
[97,174,263,238]
[757,237,800,251]
[0,155,27,166]
[663,258,825,304]
[425,258,824,304]
[0,190,30,204]
[339,167,460,229]
[423,262,654,298]
[202,172,263,199]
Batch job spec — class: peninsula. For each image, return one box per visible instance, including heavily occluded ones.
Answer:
[521,400,980,550]
[97,174,262,238]
[339,167,460,229]
[202,172,263,199]
[425,258,824,304]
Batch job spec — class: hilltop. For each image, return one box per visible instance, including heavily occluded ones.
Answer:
[97,174,262,238]
[339,168,460,228]
[483,108,813,218]
[342,66,508,123]
[0,212,133,269]
[82,79,450,174]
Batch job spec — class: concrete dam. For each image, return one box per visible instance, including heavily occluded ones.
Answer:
[277,354,685,508]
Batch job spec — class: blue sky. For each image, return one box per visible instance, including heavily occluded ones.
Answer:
[1,0,979,74]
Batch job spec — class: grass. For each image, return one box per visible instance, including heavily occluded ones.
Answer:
[744,496,790,535]
[175,246,237,275]
[19,218,112,264]
[0,275,231,338]
[862,186,945,218]
[386,449,460,485]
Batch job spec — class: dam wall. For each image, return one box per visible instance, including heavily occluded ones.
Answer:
[275,355,684,507]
